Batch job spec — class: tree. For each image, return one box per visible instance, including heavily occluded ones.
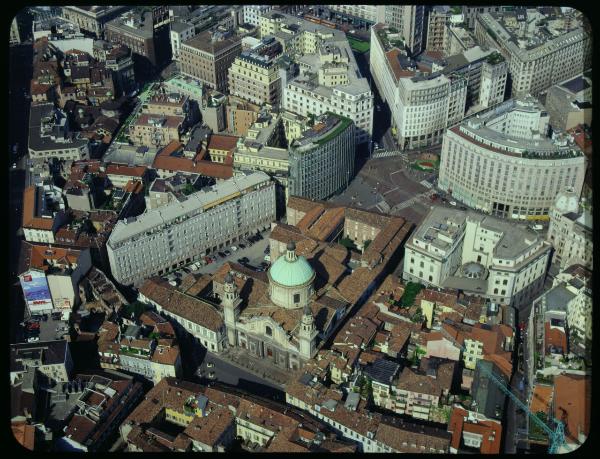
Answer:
[339,236,358,251]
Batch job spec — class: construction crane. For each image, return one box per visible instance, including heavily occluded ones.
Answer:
[461,343,565,453]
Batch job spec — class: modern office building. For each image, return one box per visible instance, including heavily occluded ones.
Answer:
[438,96,587,219]
[107,172,276,286]
[228,37,283,106]
[474,8,591,97]
[288,113,355,201]
[426,6,451,52]
[179,30,242,93]
[325,5,385,25]
[403,206,551,308]
[370,24,468,150]
[547,190,593,271]
[383,5,427,56]
[261,11,373,145]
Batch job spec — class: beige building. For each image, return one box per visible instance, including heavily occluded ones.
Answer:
[403,206,551,308]
[547,190,593,271]
[426,6,450,52]
[226,96,261,136]
[228,37,282,106]
[129,113,183,147]
[544,71,592,132]
[438,96,587,219]
[179,30,242,93]
[474,9,592,97]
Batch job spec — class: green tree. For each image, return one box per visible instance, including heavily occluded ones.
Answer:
[339,236,358,251]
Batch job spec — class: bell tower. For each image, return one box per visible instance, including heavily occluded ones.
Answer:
[298,303,318,359]
[222,272,242,347]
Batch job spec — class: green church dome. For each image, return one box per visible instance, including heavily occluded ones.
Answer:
[268,242,315,287]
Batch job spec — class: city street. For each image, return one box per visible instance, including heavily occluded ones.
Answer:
[9,43,34,343]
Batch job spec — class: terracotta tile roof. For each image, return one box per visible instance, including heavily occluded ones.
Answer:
[155,321,176,337]
[11,422,35,451]
[139,311,166,327]
[396,359,455,396]
[553,374,591,444]
[97,320,120,344]
[287,195,332,215]
[236,398,299,434]
[133,112,184,129]
[184,274,213,297]
[448,406,502,454]
[375,420,451,453]
[207,134,239,153]
[182,405,234,447]
[297,205,325,233]
[344,207,392,230]
[105,163,147,178]
[266,428,310,452]
[139,278,224,332]
[336,265,381,304]
[307,207,346,242]
[530,384,554,416]
[19,241,85,274]
[124,180,144,193]
[22,186,55,231]
[151,343,180,366]
[65,414,96,444]
[544,322,568,353]
[152,140,233,179]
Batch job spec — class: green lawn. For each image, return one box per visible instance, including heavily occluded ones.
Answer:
[348,37,370,53]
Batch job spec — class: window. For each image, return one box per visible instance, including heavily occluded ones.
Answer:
[266,326,272,336]
[293,293,300,304]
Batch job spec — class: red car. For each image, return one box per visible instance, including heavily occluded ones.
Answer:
[26,322,40,330]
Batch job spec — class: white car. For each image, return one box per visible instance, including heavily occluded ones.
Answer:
[264,254,271,262]
[449,201,457,206]
[207,362,214,368]
[12,163,17,169]
[27,337,39,342]
[230,246,238,252]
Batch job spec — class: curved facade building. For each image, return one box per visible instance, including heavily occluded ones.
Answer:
[288,113,355,201]
[438,96,586,220]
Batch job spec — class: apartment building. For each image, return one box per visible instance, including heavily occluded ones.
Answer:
[179,30,242,93]
[105,7,172,74]
[61,5,129,37]
[370,25,467,150]
[129,113,184,148]
[104,45,136,97]
[138,278,227,353]
[325,5,385,25]
[403,207,551,308]
[28,103,89,161]
[383,5,427,56]
[162,74,203,103]
[10,341,73,386]
[22,185,68,244]
[426,6,451,52]
[170,21,195,61]
[242,5,274,27]
[228,37,283,106]
[107,172,275,285]
[474,9,591,97]
[544,70,592,132]
[448,406,502,454]
[547,190,592,271]
[438,96,587,219]
[226,96,261,136]
[261,12,373,144]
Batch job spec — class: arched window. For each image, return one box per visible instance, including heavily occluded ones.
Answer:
[293,293,300,303]
[266,326,272,336]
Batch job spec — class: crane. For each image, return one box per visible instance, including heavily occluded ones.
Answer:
[460,342,565,453]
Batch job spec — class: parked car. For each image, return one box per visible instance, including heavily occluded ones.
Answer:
[206,362,214,368]
[27,337,40,343]
[218,251,226,258]
[224,250,231,256]
[449,201,457,206]
[237,257,249,264]
[182,267,191,274]
[12,163,17,169]
[42,314,48,321]
[255,233,263,240]
[239,243,246,249]
[230,246,238,252]
[26,323,40,331]
[264,254,271,262]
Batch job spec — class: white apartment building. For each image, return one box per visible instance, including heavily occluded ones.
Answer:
[474,9,592,97]
[242,5,273,27]
[107,172,276,286]
[326,5,385,24]
[438,96,587,220]
[384,5,427,56]
[261,12,373,145]
[370,24,468,150]
[547,190,592,271]
[170,21,196,61]
[403,207,551,308]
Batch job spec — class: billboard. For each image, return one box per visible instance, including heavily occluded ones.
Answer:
[20,271,53,309]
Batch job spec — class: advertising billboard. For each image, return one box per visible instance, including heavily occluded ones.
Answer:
[20,271,53,309]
